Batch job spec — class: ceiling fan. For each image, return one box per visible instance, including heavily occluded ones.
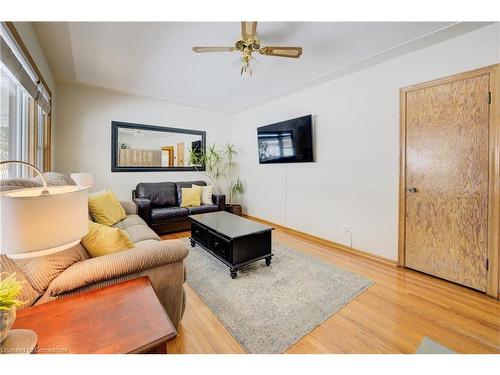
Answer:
[192,22,303,76]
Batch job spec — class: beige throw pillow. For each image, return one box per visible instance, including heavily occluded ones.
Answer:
[200,185,214,205]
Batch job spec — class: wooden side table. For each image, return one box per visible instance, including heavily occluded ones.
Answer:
[10,277,176,354]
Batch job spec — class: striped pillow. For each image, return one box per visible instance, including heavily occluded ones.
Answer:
[12,244,90,295]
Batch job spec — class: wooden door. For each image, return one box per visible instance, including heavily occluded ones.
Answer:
[161,146,174,167]
[403,74,490,291]
[176,142,185,166]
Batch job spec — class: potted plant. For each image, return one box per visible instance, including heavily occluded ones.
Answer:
[0,273,25,343]
[227,177,244,215]
[188,142,245,216]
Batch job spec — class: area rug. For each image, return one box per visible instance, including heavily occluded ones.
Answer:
[182,238,373,353]
[416,337,456,354]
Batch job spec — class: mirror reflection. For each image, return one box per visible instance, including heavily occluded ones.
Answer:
[111,122,205,171]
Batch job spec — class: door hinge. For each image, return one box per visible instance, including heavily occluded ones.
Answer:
[488,91,492,104]
[486,258,489,271]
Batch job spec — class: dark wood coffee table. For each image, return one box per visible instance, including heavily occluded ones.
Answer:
[190,211,274,278]
[12,277,176,354]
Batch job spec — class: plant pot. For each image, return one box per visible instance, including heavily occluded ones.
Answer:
[0,306,16,343]
[225,204,242,216]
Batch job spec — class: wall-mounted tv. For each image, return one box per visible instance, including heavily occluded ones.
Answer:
[257,114,313,164]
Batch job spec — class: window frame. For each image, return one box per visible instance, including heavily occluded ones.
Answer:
[3,22,52,171]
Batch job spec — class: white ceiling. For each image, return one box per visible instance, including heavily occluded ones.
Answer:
[33,22,490,112]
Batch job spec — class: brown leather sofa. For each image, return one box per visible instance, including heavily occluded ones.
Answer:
[133,180,225,234]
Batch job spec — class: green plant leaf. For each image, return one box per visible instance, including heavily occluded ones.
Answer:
[0,273,26,310]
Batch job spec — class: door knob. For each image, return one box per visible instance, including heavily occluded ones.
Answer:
[408,187,417,193]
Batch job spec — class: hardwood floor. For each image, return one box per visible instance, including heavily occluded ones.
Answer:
[162,226,500,354]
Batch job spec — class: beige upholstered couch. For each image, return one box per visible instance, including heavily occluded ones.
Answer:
[0,174,188,328]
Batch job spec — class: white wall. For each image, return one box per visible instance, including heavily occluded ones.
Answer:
[233,23,500,261]
[55,83,233,199]
[54,24,500,260]
[12,22,57,164]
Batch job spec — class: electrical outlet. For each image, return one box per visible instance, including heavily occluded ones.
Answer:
[344,227,353,248]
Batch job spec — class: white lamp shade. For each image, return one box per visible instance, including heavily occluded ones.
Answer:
[0,186,89,258]
[70,172,93,187]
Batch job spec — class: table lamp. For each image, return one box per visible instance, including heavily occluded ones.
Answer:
[0,160,89,353]
[70,171,93,188]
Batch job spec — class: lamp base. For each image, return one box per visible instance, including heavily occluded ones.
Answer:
[0,329,37,354]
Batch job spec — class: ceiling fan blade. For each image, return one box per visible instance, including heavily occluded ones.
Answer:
[192,47,235,53]
[259,46,303,58]
[241,21,257,40]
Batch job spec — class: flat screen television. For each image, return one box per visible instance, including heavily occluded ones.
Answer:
[257,114,313,164]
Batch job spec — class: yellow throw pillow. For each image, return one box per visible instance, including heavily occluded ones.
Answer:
[181,186,202,207]
[81,221,134,257]
[88,190,127,226]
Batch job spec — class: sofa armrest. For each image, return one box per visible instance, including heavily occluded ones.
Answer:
[212,194,226,211]
[134,197,152,223]
[120,200,137,215]
[46,239,188,297]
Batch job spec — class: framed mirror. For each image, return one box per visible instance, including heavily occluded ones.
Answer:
[111,121,206,172]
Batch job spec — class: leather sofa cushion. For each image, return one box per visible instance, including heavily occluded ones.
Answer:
[175,181,206,206]
[136,182,177,207]
[187,204,219,215]
[151,207,189,222]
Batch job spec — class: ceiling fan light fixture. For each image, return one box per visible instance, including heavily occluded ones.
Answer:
[192,22,303,76]
[240,65,252,77]
[240,54,253,77]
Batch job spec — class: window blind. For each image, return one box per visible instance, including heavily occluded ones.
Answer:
[0,23,51,114]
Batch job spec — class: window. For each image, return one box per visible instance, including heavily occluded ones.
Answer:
[0,67,31,177]
[0,22,52,177]
[36,105,46,170]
